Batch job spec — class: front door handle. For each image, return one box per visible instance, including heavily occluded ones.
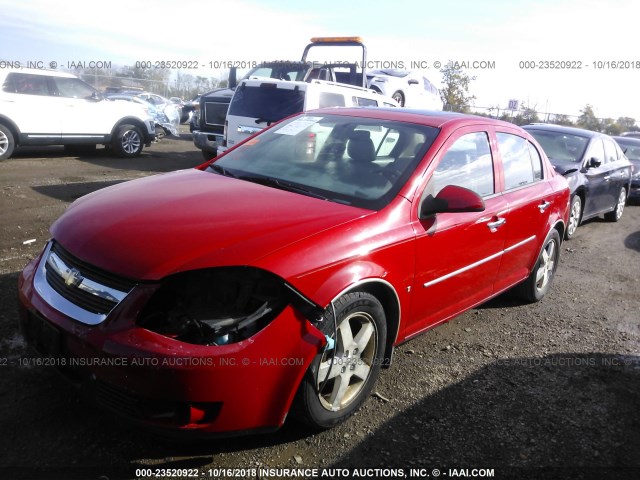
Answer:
[604,175,611,181]
[538,201,551,212]
[487,218,506,231]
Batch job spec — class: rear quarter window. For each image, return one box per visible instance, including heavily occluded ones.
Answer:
[3,72,50,96]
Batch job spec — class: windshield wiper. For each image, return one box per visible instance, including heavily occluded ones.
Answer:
[239,174,329,200]
[209,164,238,178]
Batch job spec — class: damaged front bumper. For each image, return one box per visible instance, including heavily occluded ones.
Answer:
[17,249,326,435]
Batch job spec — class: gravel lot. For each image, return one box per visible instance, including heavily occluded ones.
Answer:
[0,130,638,480]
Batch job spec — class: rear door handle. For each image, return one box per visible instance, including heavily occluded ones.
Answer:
[487,218,506,231]
[538,201,551,212]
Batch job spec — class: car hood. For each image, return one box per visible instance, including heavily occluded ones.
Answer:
[51,169,371,280]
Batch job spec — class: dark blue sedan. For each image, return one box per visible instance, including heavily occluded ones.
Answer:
[523,124,632,239]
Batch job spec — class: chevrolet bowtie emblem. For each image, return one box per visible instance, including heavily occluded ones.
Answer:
[63,268,84,288]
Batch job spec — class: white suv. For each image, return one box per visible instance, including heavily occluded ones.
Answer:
[222,78,397,152]
[0,68,156,160]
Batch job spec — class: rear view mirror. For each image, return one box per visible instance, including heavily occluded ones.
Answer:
[588,157,601,168]
[419,185,485,219]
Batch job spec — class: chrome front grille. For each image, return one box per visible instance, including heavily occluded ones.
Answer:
[34,241,137,325]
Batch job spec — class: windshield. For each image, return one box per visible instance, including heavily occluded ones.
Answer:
[207,114,439,210]
[528,130,589,162]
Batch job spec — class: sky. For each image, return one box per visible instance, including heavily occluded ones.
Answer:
[1,0,639,120]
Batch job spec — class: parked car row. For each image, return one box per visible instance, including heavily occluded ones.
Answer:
[104,91,181,137]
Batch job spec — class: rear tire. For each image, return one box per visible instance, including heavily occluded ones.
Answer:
[515,229,561,303]
[0,124,15,160]
[604,188,626,222]
[292,292,386,429]
[112,124,144,158]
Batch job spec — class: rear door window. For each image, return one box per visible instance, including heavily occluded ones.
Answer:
[497,133,542,190]
[51,77,96,99]
[603,138,619,163]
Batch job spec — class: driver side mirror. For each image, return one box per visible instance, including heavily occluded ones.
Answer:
[419,185,485,219]
[88,91,103,102]
[587,157,601,169]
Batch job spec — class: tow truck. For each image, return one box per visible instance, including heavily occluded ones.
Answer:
[192,37,369,159]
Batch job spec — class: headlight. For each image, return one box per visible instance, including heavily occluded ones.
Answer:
[137,267,321,346]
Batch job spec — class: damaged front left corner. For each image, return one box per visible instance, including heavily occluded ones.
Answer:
[137,267,324,346]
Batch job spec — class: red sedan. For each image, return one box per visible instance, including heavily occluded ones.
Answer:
[18,108,570,435]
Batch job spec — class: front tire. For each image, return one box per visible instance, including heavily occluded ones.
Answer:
[0,124,15,160]
[515,229,561,303]
[566,195,582,239]
[293,292,387,429]
[112,124,144,158]
[604,188,626,222]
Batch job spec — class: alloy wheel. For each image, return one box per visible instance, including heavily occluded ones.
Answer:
[317,311,377,412]
[615,189,626,220]
[0,130,8,156]
[567,197,581,237]
[121,130,141,155]
[535,239,556,293]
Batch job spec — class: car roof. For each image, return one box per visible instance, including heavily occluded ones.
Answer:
[612,135,640,145]
[368,69,411,77]
[0,68,76,79]
[523,123,601,138]
[312,107,523,130]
